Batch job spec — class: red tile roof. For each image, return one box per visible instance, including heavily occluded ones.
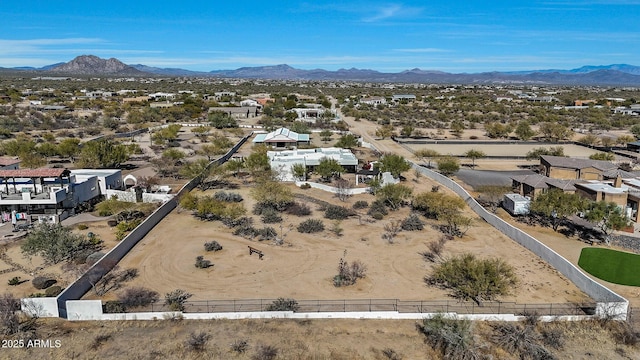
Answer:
[0,157,20,167]
[0,168,70,178]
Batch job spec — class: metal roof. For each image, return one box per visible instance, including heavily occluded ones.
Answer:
[0,168,70,178]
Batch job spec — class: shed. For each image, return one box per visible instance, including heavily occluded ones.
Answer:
[502,193,531,216]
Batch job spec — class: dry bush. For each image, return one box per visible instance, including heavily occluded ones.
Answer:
[195,256,213,269]
[491,323,555,360]
[324,205,353,220]
[420,237,448,263]
[265,298,299,312]
[252,344,278,360]
[417,314,484,360]
[333,256,367,287]
[117,286,159,309]
[261,208,283,223]
[297,219,324,233]
[186,331,210,351]
[231,339,250,353]
[286,202,311,216]
[204,241,223,252]
[352,200,369,209]
[90,334,112,350]
[0,293,20,335]
[382,347,402,360]
[382,219,403,243]
[401,213,424,231]
[165,289,192,312]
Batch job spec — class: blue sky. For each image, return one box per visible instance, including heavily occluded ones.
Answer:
[1,1,639,72]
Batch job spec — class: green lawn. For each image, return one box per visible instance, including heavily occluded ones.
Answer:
[578,247,640,286]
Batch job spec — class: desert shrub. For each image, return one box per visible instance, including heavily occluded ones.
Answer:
[90,334,112,350]
[44,286,62,297]
[419,237,448,262]
[76,224,89,230]
[195,256,213,269]
[352,200,369,209]
[252,344,278,360]
[230,339,250,353]
[234,225,259,238]
[333,257,367,287]
[213,191,243,202]
[204,241,223,252]
[261,208,283,223]
[0,294,20,335]
[257,227,277,241]
[165,289,192,312]
[117,287,159,309]
[541,328,565,349]
[324,205,353,220]
[371,212,384,220]
[286,202,311,216]
[265,297,299,312]
[253,202,278,216]
[381,348,402,360]
[368,199,389,218]
[299,183,311,189]
[611,321,640,346]
[32,276,56,290]
[401,213,424,231]
[426,253,518,305]
[222,216,252,228]
[86,251,105,266]
[7,277,21,286]
[417,314,481,360]
[297,219,325,233]
[96,198,135,216]
[103,300,126,313]
[186,331,210,352]
[492,323,554,360]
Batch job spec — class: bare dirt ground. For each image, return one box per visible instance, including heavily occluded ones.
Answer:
[104,167,588,305]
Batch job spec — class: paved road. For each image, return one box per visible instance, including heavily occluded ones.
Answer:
[455,169,535,189]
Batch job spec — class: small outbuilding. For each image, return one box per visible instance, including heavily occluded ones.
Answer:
[502,193,531,216]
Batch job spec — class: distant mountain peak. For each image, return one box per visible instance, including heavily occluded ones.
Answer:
[51,55,145,75]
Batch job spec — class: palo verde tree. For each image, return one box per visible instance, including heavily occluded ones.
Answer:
[476,185,511,213]
[334,133,359,149]
[514,120,535,141]
[21,223,103,264]
[378,153,411,179]
[208,110,238,129]
[414,149,440,168]
[436,156,460,177]
[426,253,518,306]
[250,179,294,210]
[375,125,394,139]
[585,201,630,244]
[413,191,471,237]
[376,183,413,210]
[463,149,486,168]
[315,157,344,182]
[77,138,131,168]
[529,189,587,231]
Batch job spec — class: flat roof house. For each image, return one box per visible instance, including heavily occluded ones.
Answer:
[268,147,358,182]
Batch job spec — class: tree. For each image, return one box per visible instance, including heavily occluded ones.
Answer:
[577,134,599,146]
[57,138,81,162]
[476,185,511,213]
[401,124,415,137]
[631,124,640,139]
[514,121,535,141]
[538,122,572,142]
[414,149,440,168]
[315,157,344,182]
[244,146,271,178]
[530,189,587,231]
[484,122,512,139]
[378,153,411,179]
[463,149,486,168]
[78,139,130,168]
[375,125,394,139]
[413,191,470,237]
[250,180,293,210]
[319,129,333,143]
[21,223,103,264]
[376,183,413,210]
[589,152,615,161]
[616,135,635,146]
[436,156,460,176]
[585,201,629,244]
[426,253,518,305]
[208,111,238,129]
[334,133,359,149]
[190,126,211,140]
[449,120,464,139]
[525,146,565,160]
[290,163,307,181]
[600,136,615,148]
[225,158,245,177]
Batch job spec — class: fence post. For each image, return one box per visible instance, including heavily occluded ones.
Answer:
[369,299,371,312]
[549,303,553,316]
[498,301,501,314]
[343,299,346,312]
[233,299,236,312]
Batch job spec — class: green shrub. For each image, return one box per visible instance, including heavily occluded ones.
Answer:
[45,285,63,297]
[7,277,21,286]
[214,191,243,202]
[297,219,325,233]
[195,256,213,269]
[261,209,283,223]
[368,199,388,217]
[265,298,299,312]
[76,224,89,230]
[117,286,159,309]
[165,289,193,312]
[352,200,369,209]
[324,205,353,220]
[204,241,223,252]
[32,276,56,290]
[286,202,311,216]
[300,183,311,189]
[401,213,424,231]
[257,227,277,241]
[103,300,126,313]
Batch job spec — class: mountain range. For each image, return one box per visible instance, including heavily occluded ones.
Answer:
[5,55,640,86]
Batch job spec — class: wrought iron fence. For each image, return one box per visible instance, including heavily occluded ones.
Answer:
[114,299,597,317]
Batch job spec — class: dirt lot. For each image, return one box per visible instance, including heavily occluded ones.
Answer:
[103,170,588,305]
